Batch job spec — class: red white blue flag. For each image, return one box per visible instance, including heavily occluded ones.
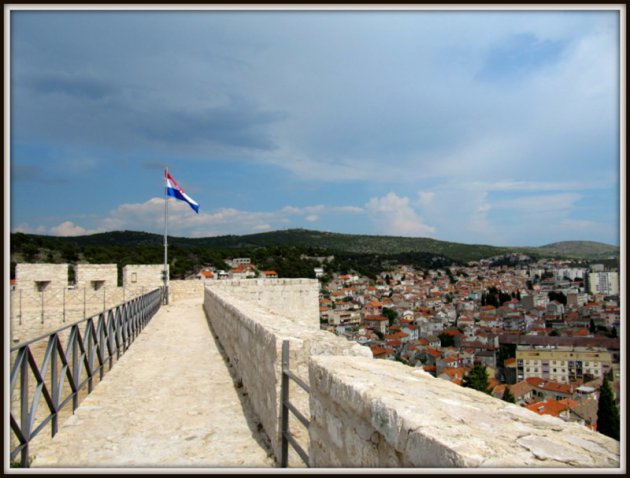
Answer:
[165,170,200,213]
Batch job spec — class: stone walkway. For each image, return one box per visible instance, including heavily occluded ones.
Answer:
[31,298,275,469]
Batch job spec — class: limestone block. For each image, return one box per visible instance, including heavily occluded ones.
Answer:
[74,264,118,289]
[308,355,620,468]
[15,263,69,290]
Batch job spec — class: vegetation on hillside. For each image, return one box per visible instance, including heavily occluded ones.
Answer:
[10,231,455,281]
[10,229,619,282]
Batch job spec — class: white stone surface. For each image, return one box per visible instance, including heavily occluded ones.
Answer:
[204,281,371,465]
[10,285,157,344]
[122,264,164,288]
[30,297,274,468]
[308,355,620,468]
[15,263,69,291]
[74,264,118,289]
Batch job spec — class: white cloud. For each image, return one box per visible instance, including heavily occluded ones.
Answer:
[49,221,93,236]
[20,198,367,238]
[492,193,582,213]
[365,192,436,237]
[12,224,47,235]
[253,224,272,231]
[334,206,364,214]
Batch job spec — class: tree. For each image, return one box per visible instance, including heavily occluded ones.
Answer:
[382,307,398,326]
[438,332,455,348]
[548,291,567,305]
[502,386,516,403]
[462,364,491,394]
[596,377,620,440]
[589,319,597,334]
[607,326,618,339]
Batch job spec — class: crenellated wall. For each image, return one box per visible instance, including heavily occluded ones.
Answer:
[74,264,118,289]
[203,279,621,469]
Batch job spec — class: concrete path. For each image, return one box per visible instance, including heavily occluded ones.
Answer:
[31,298,275,469]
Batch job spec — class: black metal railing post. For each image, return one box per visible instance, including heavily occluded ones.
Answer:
[280,342,290,467]
[279,340,310,468]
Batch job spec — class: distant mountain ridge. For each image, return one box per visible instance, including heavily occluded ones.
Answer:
[11,228,619,263]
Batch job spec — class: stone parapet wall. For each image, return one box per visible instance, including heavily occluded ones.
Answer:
[122,264,165,288]
[74,264,118,289]
[203,281,370,465]
[15,263,69,291]
[208,279,320,329]
[308,356,620,468]
[168,280,204,303]
[9,285,157,344]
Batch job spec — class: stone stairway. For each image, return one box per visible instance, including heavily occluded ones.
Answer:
[30,298,275,469]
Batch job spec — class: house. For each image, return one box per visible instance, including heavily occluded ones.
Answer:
[261,270,278,279]
[508,380,535,405]
[525,398,571,419]
[230,264,256,279]
[438,367,468,385]
[370,344,394,360]
[196,270,214,280]
[365,300,383,316]
[363,315,389,335]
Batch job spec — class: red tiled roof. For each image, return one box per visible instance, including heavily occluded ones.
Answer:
[365,315,388,322]
[370,345,393,357]
[526,398,568,417]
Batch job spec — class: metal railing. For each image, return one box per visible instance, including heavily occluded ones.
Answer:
[9,287,162,467]
[280,340,310,467]
[10,285,151,326]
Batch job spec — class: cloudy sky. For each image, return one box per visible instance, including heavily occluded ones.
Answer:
[8,7,622,246]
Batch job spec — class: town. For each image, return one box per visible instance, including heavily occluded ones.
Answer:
[194,253,620,435]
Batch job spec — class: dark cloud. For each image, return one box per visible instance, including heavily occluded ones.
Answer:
[133,98,287,151]
[11,164,67,184]
[25,73,116,99]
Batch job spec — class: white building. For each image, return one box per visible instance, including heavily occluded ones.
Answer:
[587,272,619,296]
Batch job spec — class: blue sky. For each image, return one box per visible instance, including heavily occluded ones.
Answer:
[8,8,622,247]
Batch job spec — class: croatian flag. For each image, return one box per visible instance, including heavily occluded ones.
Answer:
[165,170,200,213]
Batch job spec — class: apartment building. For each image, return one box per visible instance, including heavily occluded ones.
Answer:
[516,346,614,384]
[587,271,619,296]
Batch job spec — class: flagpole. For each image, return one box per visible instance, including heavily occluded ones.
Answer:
[163,167,169,305]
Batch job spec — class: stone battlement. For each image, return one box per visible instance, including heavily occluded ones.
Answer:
[203,279,621,469]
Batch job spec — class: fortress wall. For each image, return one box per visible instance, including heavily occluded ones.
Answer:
[15,263,69,291]
[9,285,156,344]
[122,264,164,288]
[204,280,370,465]
[208,279,320,330]
[308,356,620,468]
[74,264,118,289]
[168,280,204,303]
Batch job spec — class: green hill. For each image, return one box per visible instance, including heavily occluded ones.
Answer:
[530,241,619,260]
[11,228,619,263]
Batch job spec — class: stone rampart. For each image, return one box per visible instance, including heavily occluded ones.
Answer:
[9,285,157,344]
[169,280,204,303]
[204,280,370,465]
[122,264,165,288]
[74,264,118,289]
[308,356,620,468]
[15,263,69,291]
[208,279,320,329]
